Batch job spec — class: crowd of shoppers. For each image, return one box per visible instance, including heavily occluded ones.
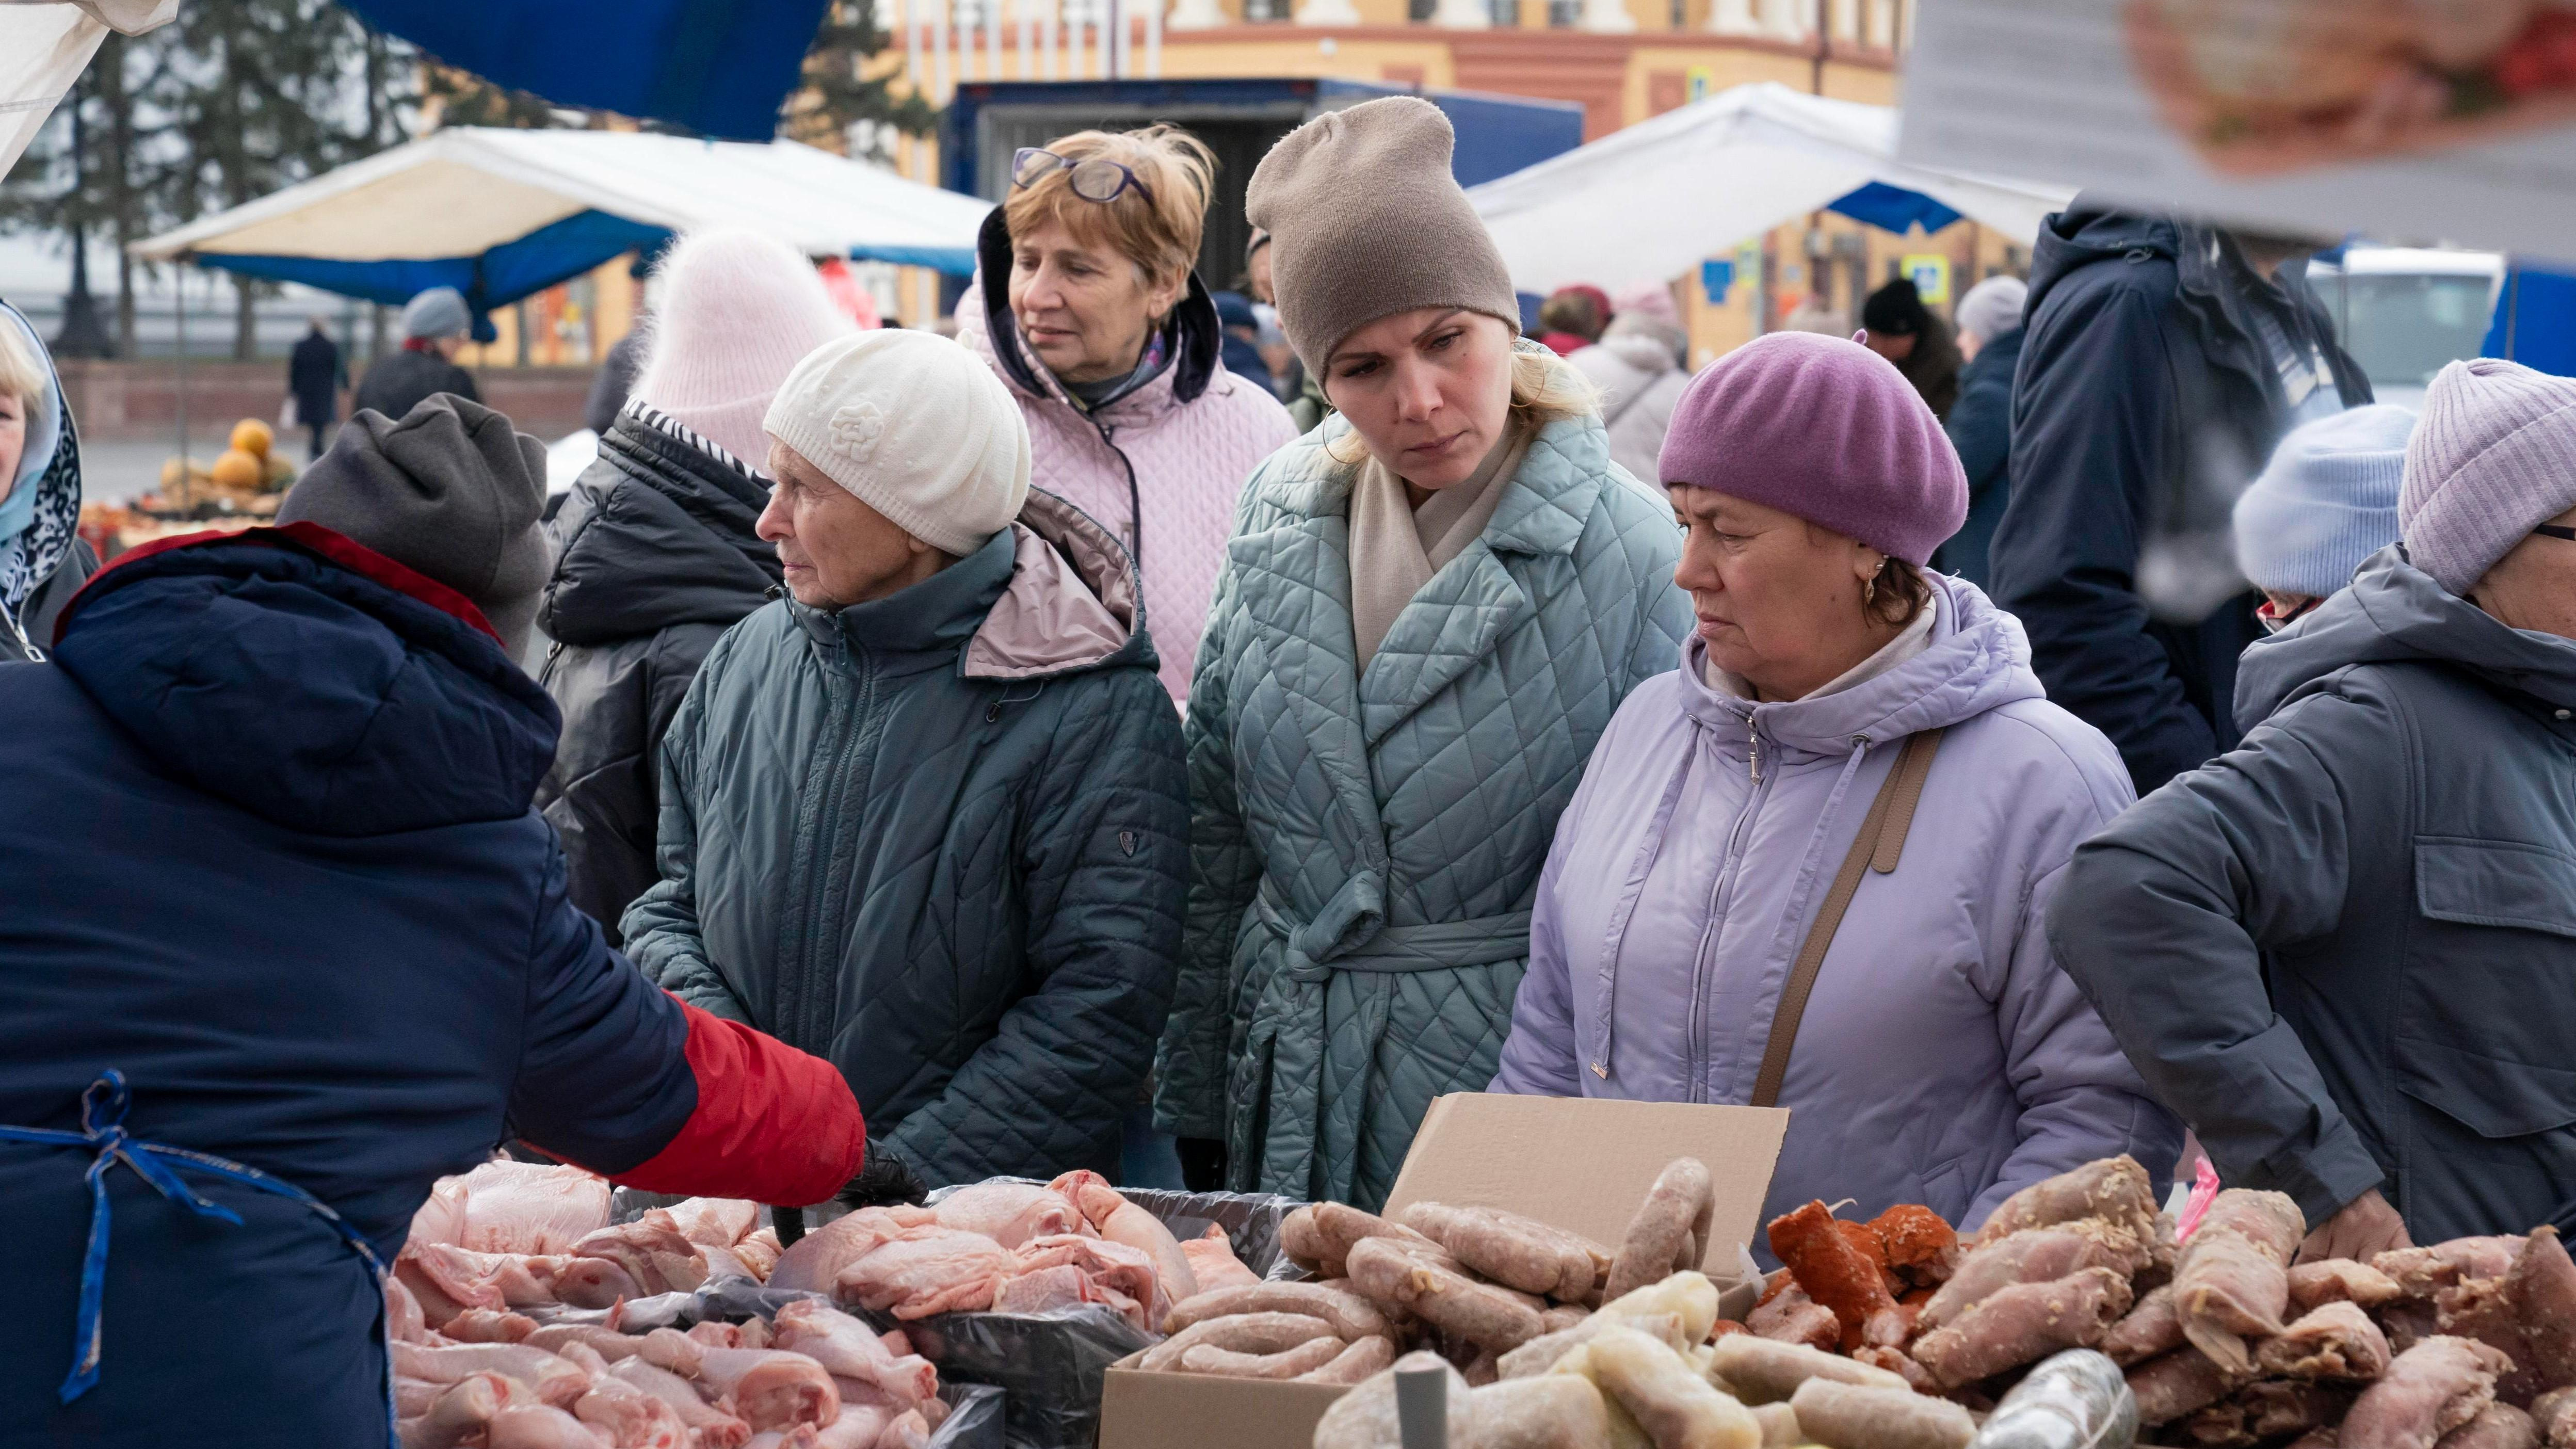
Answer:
[6,100,2573,1440]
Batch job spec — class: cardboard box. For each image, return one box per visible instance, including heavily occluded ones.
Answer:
[1098,1092,1790,1447]
[1383,1092,1790,1280]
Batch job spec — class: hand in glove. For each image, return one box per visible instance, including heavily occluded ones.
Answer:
[837,1139,929,1209]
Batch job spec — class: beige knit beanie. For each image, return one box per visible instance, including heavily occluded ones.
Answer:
[763,330,1031,556]
[1245,96,1521,378]
[2400,357,2576,595]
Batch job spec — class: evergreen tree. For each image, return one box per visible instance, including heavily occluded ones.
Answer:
[781,0,939,157]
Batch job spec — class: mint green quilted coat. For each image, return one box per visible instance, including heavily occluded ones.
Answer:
[1154,411,1690,1209]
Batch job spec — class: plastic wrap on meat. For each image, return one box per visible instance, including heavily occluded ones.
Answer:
[2260,1301,2396,1381]
[2344,1335,2517,1449]
[1968,1348,2140,1449]
[2173,1190,2304,1376]
[1912,1268,2133,1390]
[1010,1232,1165,1328]
[1975,1157,2158,1248]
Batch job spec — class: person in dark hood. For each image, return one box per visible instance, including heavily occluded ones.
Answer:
[2054,358,2576,1251]
[0,300,93,664]
[1211,288,1275,398]
[621,330,1186,1192]
[1931,275,2027,589]
[1989,199,2370,796]
[353,285,481,423]
[1859,277,1962,421]
[538,228,854,944]
[286,315,345,462]
[0,393,866,1445]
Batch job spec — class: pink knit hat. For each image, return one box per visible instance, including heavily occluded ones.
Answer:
[632,229,855,466]
[1657,331,1967,564]
[2400,357,2576,595]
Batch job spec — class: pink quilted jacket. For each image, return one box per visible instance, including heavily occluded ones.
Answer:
[958,272,1297,705]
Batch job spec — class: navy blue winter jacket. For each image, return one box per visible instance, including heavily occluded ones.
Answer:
[0,525,864,1448]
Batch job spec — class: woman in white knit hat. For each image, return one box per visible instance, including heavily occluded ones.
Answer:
[622,328,1189,1199]
[2058,356,2576,1253]
[2230,403,2415,633]
[538,228,856,944]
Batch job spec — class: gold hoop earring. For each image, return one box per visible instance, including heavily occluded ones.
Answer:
[1864,574,1879,609]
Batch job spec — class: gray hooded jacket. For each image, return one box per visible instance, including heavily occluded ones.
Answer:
[2054,548,2576,1239]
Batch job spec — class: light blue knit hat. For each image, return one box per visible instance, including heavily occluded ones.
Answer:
[2233,404,2415,598]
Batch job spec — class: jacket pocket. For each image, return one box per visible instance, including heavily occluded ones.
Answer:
[2398,836,2576,1140]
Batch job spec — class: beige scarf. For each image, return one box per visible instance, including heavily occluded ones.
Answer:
[1348,427,1532,668]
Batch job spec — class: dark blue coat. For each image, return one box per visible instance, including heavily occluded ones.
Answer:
[1988,202,2369,796]
[0,526,862,1447]
[1932,324,2021,593]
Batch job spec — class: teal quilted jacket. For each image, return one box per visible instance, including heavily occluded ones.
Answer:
[1154,411,1689,1209]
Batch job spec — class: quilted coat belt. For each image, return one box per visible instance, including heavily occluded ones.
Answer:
[1254,886,1533,984]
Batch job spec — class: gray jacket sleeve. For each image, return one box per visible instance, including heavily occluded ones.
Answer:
[618,651,752,1024]
[2051,687,2391,1226]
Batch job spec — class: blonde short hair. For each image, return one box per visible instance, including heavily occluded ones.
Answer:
[0,316,44,411]
[1002,124,1215,293]
[1326,333,1600,468]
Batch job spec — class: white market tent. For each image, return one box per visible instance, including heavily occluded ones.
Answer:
[2,1,180,180]
[132,126,995,313]
[1467,82,2074,296]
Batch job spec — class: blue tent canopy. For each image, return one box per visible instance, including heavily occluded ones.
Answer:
[342,0,832,141]
[2484,262,2576,377]
[1826,181,1963,237]
[133,128,993,323]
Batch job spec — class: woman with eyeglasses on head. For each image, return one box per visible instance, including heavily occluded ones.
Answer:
[955,124,1297,712]
[1150,98,1691,1208]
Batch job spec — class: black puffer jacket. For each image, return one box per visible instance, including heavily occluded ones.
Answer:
[536,416,780,943]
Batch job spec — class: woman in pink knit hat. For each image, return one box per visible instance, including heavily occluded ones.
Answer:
[1493,330,2181,1242]
[536,228,856,944]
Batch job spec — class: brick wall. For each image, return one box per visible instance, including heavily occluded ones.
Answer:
[57,360,600,444]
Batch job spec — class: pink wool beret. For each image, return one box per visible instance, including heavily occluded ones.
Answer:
[1657,331,1968,565]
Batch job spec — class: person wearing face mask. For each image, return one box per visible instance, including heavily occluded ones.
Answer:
[2056,359,2576,1251]
[955,125,1296,708]
[2231,404,2413,636]
[0,300,94,664]
[1153,98,1691,1208]
[621,329,1187,1192]
[1490,331,2181,1237]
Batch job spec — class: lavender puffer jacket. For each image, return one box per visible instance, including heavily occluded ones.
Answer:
[1491,573,2182,1235]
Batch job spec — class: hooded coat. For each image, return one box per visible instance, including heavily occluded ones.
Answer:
[1491,573,2182,1234]
[1153,412,1691,1211]
[537,412,781,944]
[0,525,862,1445]
[2054,548,2576,1241]
[1990,201,2370,797]
[1931,324,2023,592]
[622,489,1188,1187]
[1568,330,1691,485]
[957,212,1298,705]
[1,300,96,665]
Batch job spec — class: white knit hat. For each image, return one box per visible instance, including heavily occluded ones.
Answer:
[2233,404,2413,598]
[633,229,855,466]
[764,330,1031,556]
[2402,357,2576,596]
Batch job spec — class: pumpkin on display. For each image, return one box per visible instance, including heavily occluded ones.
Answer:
[211,448,265,492]
[230,418,274,458]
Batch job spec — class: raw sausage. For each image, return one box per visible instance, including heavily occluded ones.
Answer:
[1402,1201,1607,1302]
[1499,1312,1690,1380]
[1297,1336,1398,1385]
[1559,1326,1760,1449]
[1163,1281,1391,1342]
[1708,1334,1911,1405]
[1283,1202,1450,1279]
[1311,1351,1471,1449]
[1974,1156,2156,1247]
[1607,1158,1716,1299]
[1790,1377,1977,1449]
[1469,1374,1618,1449]
[1347,1236,1544,1351]
[1138,1312,1338,1373]
[1177,1337,1347,1379]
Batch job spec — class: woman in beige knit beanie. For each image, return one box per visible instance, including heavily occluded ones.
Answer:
[1151,96,1693,1206]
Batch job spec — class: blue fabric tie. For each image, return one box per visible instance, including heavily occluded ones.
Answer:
[0,1071,393,1438]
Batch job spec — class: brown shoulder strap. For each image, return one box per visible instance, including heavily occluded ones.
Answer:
[1749,728,1945,1109]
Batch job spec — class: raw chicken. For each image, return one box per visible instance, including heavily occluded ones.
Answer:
[404,1243,578,1310]
[394,1341,591,1408]
[388,1275,429,1344]
[833,1224,1018,1319]
[485,1404,611,1448]
[735,1229,785,1282]
[410,1177,472,1252]
[1011,1233,1165,1328]
[767,1206,940,1295]
[401,1374,507,1449]
[1182,1225,1264,1294]
[929,1180,1085,1248]
[443,1309,540,1344]
[573,1220,709,1297]
[771,1300,939,1408]
[556,1342,687,1449]
[525,1325,650,1363]
[638,1330,839,1432]
[648,1198,760,1249]
[607,1358,753,1446]
[1050,1169,1200,1303]
[554,1255,649,1310]
[456,1161,614,1255]
[990,1263,1106,1315]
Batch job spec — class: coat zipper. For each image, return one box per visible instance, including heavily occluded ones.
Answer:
[1684,714,1773,1102]
[800,638,881,1051]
